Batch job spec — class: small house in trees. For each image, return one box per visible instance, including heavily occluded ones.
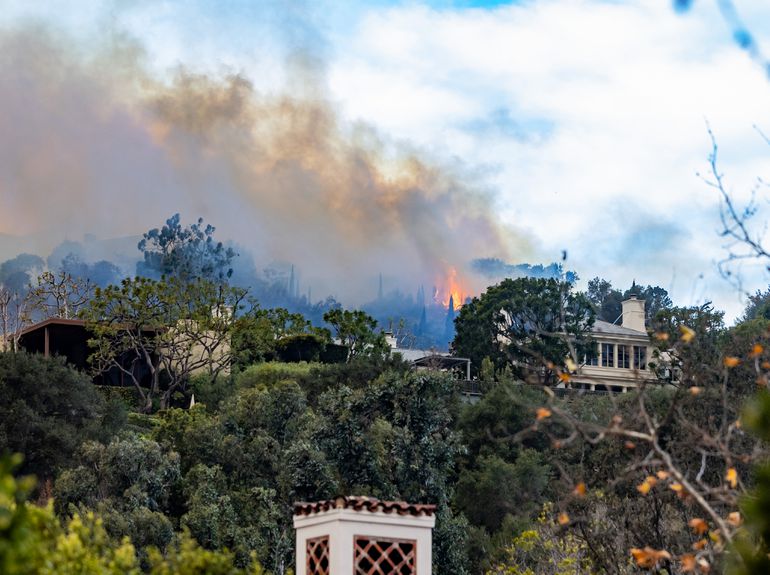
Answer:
[15,318,91,369]
[384,333,476,395]
[570,296,656,392]
[14,318,153,387]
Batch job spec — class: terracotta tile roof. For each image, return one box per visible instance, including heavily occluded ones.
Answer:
[294,496,436,518]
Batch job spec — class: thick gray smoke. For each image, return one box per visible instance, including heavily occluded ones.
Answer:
[0,19,530,303]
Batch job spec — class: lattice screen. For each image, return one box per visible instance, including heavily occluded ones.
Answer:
[306,536,330,575]
[354,536,416,575]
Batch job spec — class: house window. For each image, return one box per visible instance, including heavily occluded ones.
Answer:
[306,536,330,575]
[617,345,630,369]
[601,343,614,367]
[354,536,416,574]
[586,344,599,366]
[633,346,647,370]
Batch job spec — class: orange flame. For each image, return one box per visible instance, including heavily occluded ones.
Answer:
[435,267,467,309]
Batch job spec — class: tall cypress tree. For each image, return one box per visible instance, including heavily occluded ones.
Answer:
[444,295,456,345]
[417,306,427,336]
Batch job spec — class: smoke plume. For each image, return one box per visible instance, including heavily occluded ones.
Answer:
[0,20,530,303]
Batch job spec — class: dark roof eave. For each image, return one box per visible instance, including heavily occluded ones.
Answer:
[15,318,87,338]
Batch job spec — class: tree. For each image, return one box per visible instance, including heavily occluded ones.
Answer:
[137,214,236,282]
[161,278,246,394]
[0,254,44,294]
[586,276,623,323]
[147,532,264,575]
[0,286,29,352]
[453,277,595,385]
[152,384,331,571]
[651,302,726,387]
[733,391,770,574]
[628,282,673,325]
[322,308,387,362]
[740,287,770,322]
[444,295,457,345]
[586,277,672,325]
[455,451,550,534]
[0,454,264,575]
[84,276,245,412]
[28,270,93,320]
[54,435,180,555]
[316,370,469,572]
[231,306,329,368]
[274,334,327,362]
[515,318,760,573]
[60,254,122,288]
[480,129,770,574]
[457,380,549,465]
[0,353,106,481]
[486,504,594,575]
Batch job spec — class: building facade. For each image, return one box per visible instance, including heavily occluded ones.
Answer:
[570,296,656,392]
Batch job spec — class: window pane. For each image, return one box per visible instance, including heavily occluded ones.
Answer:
[601,343,614,367]
[587,344,599,366]
[634,346,646,370]
[618,345,630,369]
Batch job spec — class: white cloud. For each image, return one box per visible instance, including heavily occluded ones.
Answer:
[327,0,770,320]
[3,0,770,318]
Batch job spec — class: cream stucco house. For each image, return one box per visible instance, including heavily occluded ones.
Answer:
[570,296,656,392]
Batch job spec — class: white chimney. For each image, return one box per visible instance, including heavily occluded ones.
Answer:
[293,496,435,575]
[621,296,646,332]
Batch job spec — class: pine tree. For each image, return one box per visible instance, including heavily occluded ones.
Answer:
[417,285,425,308]
[417,306,427,336]
[444,295,456,345]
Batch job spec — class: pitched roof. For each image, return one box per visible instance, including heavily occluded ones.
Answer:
[294,496,436,518]
[592,319,647,337]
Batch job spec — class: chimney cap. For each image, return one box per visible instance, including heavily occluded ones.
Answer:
[622,295,644,303]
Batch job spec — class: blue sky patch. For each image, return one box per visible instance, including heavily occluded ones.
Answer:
[460,107,554,143]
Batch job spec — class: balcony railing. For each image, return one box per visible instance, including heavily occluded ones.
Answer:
[460,380,483,396]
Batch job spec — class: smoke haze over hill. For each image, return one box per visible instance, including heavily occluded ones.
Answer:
[0,16,529,303]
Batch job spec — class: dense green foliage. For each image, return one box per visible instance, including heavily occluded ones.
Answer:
[1,347,470,573]
[136,214,236,282]
[0,455,264,574]
[586,277,673,325]
[322,308,387,361]
[453,278,594,383]
[8,272,770,574]
[0,353,118,481]
[83,276,245,411]
[230,307,334,369]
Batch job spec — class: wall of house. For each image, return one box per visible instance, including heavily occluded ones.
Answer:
[572,335,655,391]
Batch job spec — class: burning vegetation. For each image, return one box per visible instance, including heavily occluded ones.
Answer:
[0,23,530,308]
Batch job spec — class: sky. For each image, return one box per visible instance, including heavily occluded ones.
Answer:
[2,0,770,320]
